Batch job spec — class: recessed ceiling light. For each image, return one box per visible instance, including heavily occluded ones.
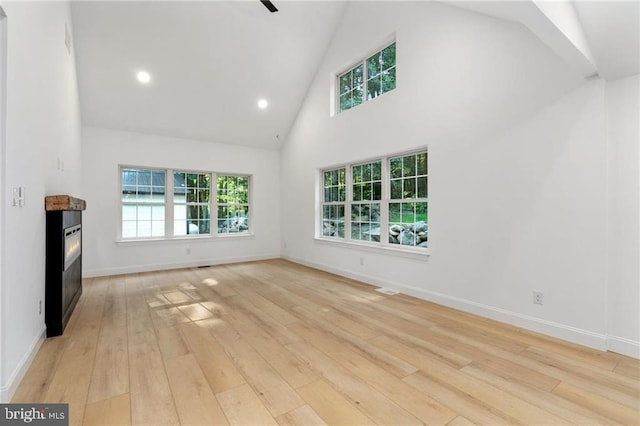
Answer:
[257,99,268,109]
[136,70,151,84]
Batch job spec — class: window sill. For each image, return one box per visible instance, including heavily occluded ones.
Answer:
[314,237,429,260]
[116,233,255,245]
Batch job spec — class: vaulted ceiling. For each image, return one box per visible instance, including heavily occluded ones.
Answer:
[71,1,347,150]
[70,1,638,150]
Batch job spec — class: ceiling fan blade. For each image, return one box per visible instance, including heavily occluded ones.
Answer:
[260,0,278,13]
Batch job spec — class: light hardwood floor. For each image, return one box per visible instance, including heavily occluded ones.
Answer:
[12,259,640,425]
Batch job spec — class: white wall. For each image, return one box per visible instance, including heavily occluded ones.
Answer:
[606,75,640,358]
[0,1,83,401]
[281,1,624,351]
[81,126,281,277]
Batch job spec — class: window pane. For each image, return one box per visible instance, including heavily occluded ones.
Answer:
[351,222,361,240]
[152,186,165,198]
[174,220,187,236]
[403,178,415,198]
[174,172,186,195]
[122,185,136,201]
[373,182,382,200]
[367,51,381,77]
[122,221,136,238]
[381,43,396,70]
[353,184,362,201]
[122,205,137,221]
[217,175,227,191]
[417,177,428,198]
[352,165,362,183]
[151,221,164,237]
[362,163,372,182]
[187,188,197,203]
[198,174,210,188]
[339,71,352,95]
[351,203,380,243]
[199,189,210,203]
[138,170,151,186]
[352,86,363,107]
[174,205,187,221]
[372,161,381,180]
[380,67,396,94]
[137,221,151,238]
[138,205,151,221]
[339,93,350,112]
[403,155,416,177]
[417,152,427,175]
[152,171,165,186]
[367,74,380,100]
[336,206,345,238]
[390,179,402,199]
[389,202,401,223]
[390,157,402,179]
[353,64,363,87]
[363,183,372,200]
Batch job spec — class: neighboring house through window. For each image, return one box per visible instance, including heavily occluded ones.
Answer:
[120,167,251,240]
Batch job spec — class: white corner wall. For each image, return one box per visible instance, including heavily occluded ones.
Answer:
[80,127,281,277]
[280,1,629,352]
[1,1,83,401]
[606,75,640,358]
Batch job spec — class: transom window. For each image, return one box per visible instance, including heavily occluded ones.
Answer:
[120,166,251,240]
[319,148,428,251]
[338,42,396,113]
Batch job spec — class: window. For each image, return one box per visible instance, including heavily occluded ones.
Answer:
[322,168,346,238]
[338,42,396,113]
[319,148,428,251]
[173,172,211,235]
[121,168,166,238]
[120,166,251,240]
[351,161,381,242]
[217,175,250,234]
[388,153,428,247]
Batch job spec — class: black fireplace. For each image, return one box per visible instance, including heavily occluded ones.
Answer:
[45,195,86,337]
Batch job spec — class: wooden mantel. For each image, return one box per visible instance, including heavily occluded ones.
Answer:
[45,195,87,211]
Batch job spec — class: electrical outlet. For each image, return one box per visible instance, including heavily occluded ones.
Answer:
[39,300,42,315]
[185,247,191,255]
[533,291,544,305]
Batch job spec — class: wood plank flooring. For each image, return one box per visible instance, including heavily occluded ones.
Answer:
[12,259,640,425]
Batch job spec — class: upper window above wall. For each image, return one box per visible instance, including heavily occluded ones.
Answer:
[337,41,396,113]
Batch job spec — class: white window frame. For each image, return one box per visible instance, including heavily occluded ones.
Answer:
[120,167,167,240]
[119,165,253,242]
[336,40,396,114]
[316,147,428,255]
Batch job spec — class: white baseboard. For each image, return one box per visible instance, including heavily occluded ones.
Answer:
[0,325,46,402]
[607,335,640,359]
[84,253,280,277]
[282,254,614,355]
